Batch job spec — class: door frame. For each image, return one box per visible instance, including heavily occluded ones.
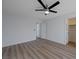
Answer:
[66,17,76,45]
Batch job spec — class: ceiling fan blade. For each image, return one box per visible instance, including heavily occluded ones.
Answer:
[35,9,46,11]
[48,1,60,9]
[49,10,57,13]
[37,0,47,9]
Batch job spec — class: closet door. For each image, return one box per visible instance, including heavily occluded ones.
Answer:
[40,23,47,39]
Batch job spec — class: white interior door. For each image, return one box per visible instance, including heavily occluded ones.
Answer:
[36,23,41,38]
[40,23,47,39]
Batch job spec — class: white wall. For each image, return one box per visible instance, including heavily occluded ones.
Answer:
[2,15,41,47]
[45,12,76,45]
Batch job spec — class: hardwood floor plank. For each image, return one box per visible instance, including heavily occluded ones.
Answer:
[19,44,32,59]
[2,39,76,59]
[27,42,53,59]
[3,47,11,59]
[35,39,75,59]
[23,43,39,59]
[26,43,46,59]
[15,44,24,59]
[11,46,17,59]
[30,40,63,59]
[30,40,60,59]
[2,47,7,57]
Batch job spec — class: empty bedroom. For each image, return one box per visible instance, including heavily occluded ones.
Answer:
[2,0,76,59]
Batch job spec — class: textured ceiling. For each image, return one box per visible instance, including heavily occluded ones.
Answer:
[3,0,76,20]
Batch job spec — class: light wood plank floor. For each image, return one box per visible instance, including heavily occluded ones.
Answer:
[2,39,76,59]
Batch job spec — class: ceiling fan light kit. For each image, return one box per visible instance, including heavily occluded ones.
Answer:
[35,0,60,15]
[45,11,49,14]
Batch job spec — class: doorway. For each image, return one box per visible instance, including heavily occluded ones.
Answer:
[67,17,76,47]
[35,22,47,39]
[40,22,47,39]
[36,23,41,39]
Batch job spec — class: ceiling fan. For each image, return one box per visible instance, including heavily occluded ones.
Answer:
[35,0,60,15]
